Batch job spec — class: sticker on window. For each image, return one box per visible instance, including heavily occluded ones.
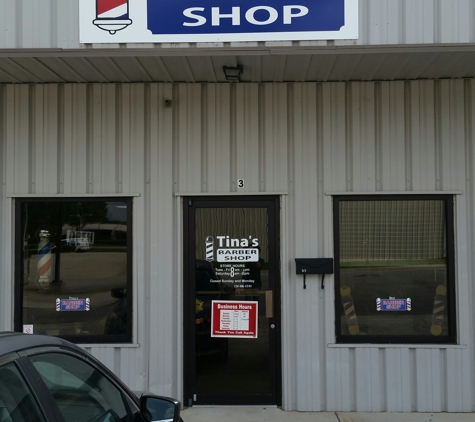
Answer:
[205,235,260,262]
[376,298,411,312]
[23,325,34,334]
[211,300,258,338]
[56,298,91,312]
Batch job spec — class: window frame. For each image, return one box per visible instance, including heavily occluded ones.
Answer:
[14,197,133,344]
[333,194,456,345]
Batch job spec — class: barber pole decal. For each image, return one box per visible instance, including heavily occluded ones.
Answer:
[205,236,214,262]
[93,0,132,34]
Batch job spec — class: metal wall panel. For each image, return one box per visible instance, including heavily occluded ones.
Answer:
[1,0,475,49]
[1,80,475,411]
[0,85,7,332]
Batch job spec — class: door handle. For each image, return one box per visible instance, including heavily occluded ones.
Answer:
[265,290,274,318]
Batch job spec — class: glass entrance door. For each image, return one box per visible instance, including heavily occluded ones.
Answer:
[184,196,281,406]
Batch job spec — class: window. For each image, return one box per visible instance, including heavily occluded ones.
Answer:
[0,362,45,422]
[30,353,137,422]
[333,195,456,344]
[15,198,132,343]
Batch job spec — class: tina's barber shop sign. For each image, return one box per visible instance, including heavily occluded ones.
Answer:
[79,0,358,43]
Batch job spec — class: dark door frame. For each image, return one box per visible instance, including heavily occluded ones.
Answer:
[183,195,281,406]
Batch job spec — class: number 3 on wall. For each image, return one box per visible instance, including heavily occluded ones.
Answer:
[238,179,244,188]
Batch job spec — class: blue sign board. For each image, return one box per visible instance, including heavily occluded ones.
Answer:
[377,298,412,312]
[80,0,359,43]
[147,0,344,35]
[57,298,90,312]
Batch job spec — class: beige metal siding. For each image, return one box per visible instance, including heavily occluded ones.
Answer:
[1,0,475,49]
[0,80,474,411]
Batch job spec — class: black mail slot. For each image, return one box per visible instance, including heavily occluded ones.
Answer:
[295,258,334,274]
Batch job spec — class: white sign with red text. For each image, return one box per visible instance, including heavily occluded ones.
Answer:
[211,300,258,338]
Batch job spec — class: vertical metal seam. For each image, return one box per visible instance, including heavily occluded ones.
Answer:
[258,83,265,192]
[434,80,442,191]
[230,84,237,192]
[201,83,208,193]
[115,84,122,193]
[345,82,353,192]
[57,84,64,194]
[28,84,34,194]
[404,80,413,191]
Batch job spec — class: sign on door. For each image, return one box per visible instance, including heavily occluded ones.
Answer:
[211,300,258,338]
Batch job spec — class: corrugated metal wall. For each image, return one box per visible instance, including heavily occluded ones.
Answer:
[0,0,474,48]
[1,80,474,412]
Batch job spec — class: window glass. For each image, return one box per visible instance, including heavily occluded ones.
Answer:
[334,196,455,343]
[17,199,131,343]
[0,362,45,422]
[30,353,136,422]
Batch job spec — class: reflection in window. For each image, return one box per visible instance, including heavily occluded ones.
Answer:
[334,196,455,344]
[17,199,132,343]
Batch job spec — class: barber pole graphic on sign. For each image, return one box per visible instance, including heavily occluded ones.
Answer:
[93,0,132,34]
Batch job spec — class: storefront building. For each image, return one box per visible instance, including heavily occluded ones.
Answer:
[1,0,475,413]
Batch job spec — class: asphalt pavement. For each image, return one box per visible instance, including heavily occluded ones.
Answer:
[181,406,475,422]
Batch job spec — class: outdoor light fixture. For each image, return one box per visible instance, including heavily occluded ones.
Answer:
[223,66,243,82]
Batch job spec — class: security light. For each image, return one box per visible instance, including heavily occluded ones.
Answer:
[223,65,243,82]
